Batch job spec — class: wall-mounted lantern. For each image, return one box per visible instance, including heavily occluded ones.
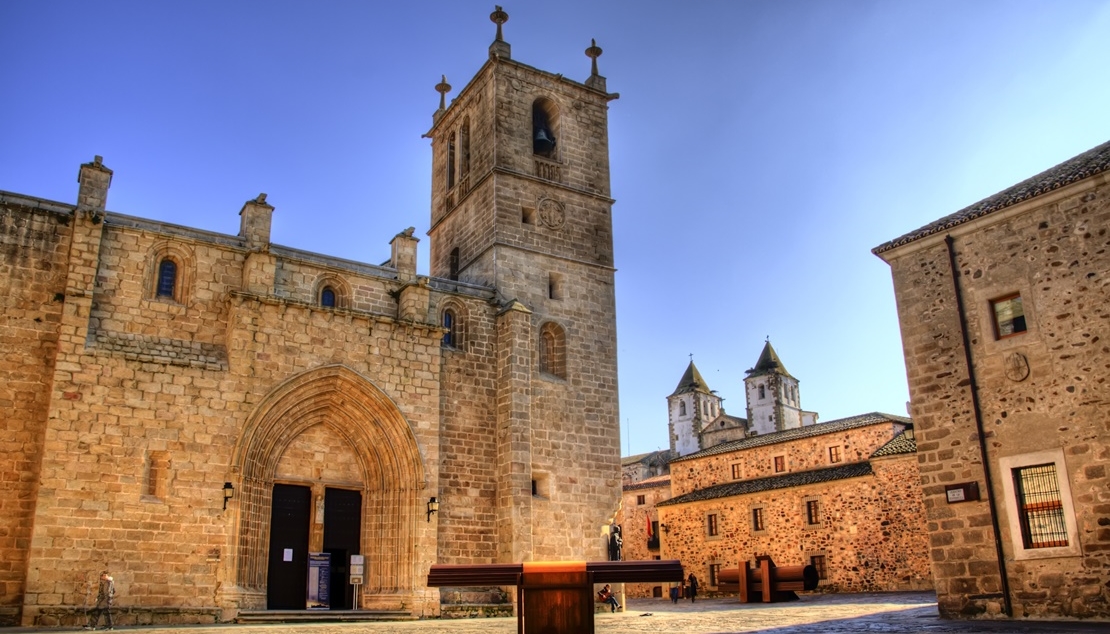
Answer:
[427,496,440,522]
[661,523,670,534]
[222,482,234,510]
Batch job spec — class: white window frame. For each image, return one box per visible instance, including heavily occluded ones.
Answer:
[998,449,1080,560]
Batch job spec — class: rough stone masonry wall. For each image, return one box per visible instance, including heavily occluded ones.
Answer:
[0,202,72,626]
[670,423,904,497]
[659,454,932,595]
[886,176,1110,619]
[619,482,670,598]
[20,210,446,626]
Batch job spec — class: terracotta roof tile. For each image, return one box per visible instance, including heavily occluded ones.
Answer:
[657,462,873,507]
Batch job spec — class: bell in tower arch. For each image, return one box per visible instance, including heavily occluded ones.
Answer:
[533,125,556,156]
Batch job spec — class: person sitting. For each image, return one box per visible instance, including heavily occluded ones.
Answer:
[597,583,620,612]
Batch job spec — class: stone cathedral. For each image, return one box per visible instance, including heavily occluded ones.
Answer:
[0,9,622,627]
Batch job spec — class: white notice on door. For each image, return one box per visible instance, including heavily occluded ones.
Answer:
[283,548,293,562]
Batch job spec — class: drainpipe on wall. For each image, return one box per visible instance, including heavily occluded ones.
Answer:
[944,234,1013,617]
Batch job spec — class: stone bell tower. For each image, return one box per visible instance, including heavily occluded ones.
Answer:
[425,8,622,563]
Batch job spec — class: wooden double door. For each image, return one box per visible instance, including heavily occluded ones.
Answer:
[266,484,362,610]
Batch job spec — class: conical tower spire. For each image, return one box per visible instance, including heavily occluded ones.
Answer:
[670,360,712,396]
[746,340,793,378]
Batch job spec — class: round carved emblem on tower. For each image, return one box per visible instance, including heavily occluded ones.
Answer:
[1004,351,1030,382]
[537,198,566,230]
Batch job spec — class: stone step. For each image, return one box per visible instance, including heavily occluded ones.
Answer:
[235,610,417,624]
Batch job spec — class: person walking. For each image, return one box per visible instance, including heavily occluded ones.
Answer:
[669,583,680,604]
[687,573,699,603]
[85,571,114,630]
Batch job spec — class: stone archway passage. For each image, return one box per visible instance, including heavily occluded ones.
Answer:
[230,365,426,599]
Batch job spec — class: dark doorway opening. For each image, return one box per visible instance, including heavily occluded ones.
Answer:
[267,484,311,609]
[324,487,362,610]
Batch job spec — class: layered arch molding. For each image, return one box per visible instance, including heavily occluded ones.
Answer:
[230,364,426,595]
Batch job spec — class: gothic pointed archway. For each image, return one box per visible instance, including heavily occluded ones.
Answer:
[228,365,427,605]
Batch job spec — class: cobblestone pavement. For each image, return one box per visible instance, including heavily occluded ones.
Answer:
[16,593,1108,633]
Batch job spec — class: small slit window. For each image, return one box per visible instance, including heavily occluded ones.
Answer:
[758,385,766,400]
[991,293,1027,339]
[156,259,177,298]
[679,401,686,416]
[448,247,460,281]
[548,273,563,300]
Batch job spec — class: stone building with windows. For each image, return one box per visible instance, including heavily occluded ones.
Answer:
[0,10,623,627]
[873,139,1110,620]
[618,345,933,598]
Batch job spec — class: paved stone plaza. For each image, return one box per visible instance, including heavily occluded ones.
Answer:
[12,593,1107,633]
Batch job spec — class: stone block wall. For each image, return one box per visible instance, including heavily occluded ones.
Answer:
[0,200,72,626]
[883,175,1110,618]
[658,453,932,594]
[670,422,908,497]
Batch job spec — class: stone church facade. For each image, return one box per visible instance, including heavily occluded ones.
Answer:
[874,139,1110,620]
[0,11,622,627]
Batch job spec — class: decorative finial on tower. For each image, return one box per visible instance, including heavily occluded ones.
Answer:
[435,75,451,111]
[430,74,452,123]
[491,5,508,40]
[584,38,607,91]
[586,38,603,75]
[489,6,511,59]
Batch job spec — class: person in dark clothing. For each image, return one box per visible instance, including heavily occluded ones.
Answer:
[85,571,114,630]
[669,583,680,603]
[687,573,699,602]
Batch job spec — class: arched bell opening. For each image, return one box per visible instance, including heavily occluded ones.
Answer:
[532,97,559,159]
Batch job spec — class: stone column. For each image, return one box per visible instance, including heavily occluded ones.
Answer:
[495,300,533,563]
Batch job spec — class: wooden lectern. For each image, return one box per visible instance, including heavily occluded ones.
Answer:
[428,560,684,634]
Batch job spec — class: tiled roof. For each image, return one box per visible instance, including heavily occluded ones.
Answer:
[657,461,874,507]
[670,361,713,396]
[621,449,672,467]
[624,474,671,491]
[746,341,793,379]
[671,412,911,463]
[870,430,917,457]
[873,139,1110,255]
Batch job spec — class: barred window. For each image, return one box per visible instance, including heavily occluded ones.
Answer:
[810,555,827,580]
[1014,464,1068,549]
[706,513,719,537]
[806,499,820,525]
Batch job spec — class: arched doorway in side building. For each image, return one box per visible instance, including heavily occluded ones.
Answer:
[229,365,426,612]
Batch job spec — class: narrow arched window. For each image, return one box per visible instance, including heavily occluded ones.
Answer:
[538,322,566,378]
[460,119,470,178]
[156,259,177,298]
[321,286,336,307]
[442,309,456,347]
[679,401,687,416]
[447,131,457,189]
[758,385,766,400]
[449,247,460,281]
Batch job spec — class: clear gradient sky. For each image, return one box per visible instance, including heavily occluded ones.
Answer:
[3,1,1109,457]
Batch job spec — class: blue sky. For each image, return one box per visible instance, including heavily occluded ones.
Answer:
[3,1,1109,457]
